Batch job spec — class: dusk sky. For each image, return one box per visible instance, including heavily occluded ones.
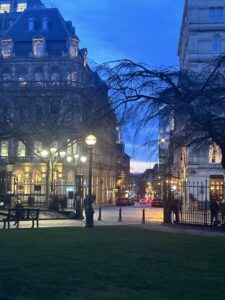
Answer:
[54,0,185,172]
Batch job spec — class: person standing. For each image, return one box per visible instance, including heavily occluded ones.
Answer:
[210,198,219,226]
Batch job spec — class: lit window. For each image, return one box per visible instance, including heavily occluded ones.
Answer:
[0,4,10,13]
[1,141,8,157]
[28,17,34,31]
[67,71,77,86]
[34,141,42,156]
[42,17,48,31]
[67,139,73,156]
[1,39,13,58]
[33,38,45,58]
[18,141,26,158]
[209,144,222,163]
[69,38,79,58]
[212,34,221,53]
[17,3,27,12]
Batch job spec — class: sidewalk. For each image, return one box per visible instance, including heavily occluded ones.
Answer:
[1,218,225,237]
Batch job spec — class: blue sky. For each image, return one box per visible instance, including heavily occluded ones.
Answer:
[54,0,185,172]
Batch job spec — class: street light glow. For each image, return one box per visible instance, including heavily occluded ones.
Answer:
[50,147,57,155]
[41,150,49,158]
[74,154,79,160]
[85,134,97,146]
[66,156,73,163]
[80,155,87,163]
[59,151,66,158]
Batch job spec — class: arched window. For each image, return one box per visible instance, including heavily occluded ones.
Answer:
[28,17,35,31]
[1,39,13,58]
[33,37,45,58]
[209,144,222,163]
[212,34,221,53]
[42,17,48,31]
[69,38,79,58]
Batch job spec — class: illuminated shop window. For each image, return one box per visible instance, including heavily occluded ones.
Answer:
[1,39,13,58]
[33,38,45,58]
[0,4,10,13]
[17,3,27,12]
[1,141,8,157]
[69,38,79,58]
[18,141,26,157]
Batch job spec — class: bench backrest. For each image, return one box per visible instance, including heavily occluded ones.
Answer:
[7,208,40,220]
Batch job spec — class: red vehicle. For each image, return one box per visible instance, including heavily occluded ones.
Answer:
[140,197,153,205]
[139,198,147,204]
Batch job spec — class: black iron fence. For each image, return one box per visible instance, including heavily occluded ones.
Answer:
[0,178,80,209]
[169,181,225,227]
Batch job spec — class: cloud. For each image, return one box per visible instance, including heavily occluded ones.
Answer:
[54,0,185,65]
[130,160,157,174]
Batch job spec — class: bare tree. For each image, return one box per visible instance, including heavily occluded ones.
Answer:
[97,58,225,169]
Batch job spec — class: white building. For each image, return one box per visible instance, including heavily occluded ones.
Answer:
[177,0,225,202]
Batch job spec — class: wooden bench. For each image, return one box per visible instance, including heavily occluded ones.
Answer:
[3,208,40,229]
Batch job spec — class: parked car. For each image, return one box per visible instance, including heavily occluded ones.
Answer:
[116,198,129,206]
[152,198,163,207]
[139,198,147,204]
[146,197,153,205]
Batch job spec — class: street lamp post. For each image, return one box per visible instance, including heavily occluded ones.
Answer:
[85,134,97,228]
[41,148,87,210]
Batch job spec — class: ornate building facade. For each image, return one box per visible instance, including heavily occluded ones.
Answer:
[0,0,117,206]
[177,0,225,202]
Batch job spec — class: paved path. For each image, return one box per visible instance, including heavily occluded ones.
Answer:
[2,217,225,237]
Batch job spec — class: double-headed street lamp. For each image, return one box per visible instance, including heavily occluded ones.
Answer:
[41,147,87,207]
[85,134,97,228]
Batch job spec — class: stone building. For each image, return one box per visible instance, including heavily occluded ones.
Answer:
[177,0,225,202]
[0,0,117,206]
[115,127,130,198]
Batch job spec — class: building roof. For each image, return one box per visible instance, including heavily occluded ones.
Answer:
[0,1,78,55]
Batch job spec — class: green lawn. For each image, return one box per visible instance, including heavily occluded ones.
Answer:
[0,227,225,300]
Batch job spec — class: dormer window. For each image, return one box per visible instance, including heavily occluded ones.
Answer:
[0,4,10,14]
[42,17,48,31]
[28,17,35,31]
[69,38,79,58]
[17,3,27,12]
[1,39,13,58]
[33,37,45,58]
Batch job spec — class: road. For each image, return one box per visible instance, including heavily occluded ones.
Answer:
[93,204,163,224]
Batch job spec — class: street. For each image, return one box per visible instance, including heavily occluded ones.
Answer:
[94,204,163,224]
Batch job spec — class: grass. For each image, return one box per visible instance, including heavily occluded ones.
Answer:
[0,227,225,300]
